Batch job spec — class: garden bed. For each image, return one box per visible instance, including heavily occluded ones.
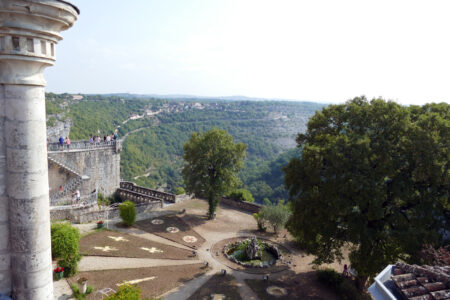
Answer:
[79,230,196,259]
[67,263,208,299]
[135,214,205,249]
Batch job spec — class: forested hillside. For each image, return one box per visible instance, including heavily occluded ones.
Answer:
[45,93,325,203]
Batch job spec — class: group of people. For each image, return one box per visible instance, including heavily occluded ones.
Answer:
[58,136,70,150]
[89,132,119,144]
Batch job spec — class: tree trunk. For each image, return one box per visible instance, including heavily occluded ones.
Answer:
[356,275,368,292]
[208,194,219,219]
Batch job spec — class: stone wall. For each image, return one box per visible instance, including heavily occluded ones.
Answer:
[221,197,263,214]
[48,146,120,197]
[76,201,161,224]
[48,162,76,194]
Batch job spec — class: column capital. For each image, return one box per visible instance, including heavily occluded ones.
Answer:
[0,0,79,85]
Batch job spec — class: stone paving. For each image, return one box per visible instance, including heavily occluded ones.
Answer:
[53,198,347,299]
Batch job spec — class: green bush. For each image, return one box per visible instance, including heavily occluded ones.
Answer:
[71,284,93,300]
[51,223,81,277]
[317,269,370,300]
[253,212,266,231]
[97,193,110,207]
[175,187,185,195]
[228,189,254,202]
[259,202,291,233]
[317,268,343,289]
[119,201,137,226]
[105,284,141,300]
[51,222,80,259]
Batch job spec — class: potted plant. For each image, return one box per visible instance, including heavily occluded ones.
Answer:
[77,277,88,294]
[97,220,104,229]
[53,266,64,280]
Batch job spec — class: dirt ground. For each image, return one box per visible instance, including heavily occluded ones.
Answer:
[135,214,206,249]
[187,274,243,300]
[79,229,196,260]
[245,271,340,300]
[67,263,208,299]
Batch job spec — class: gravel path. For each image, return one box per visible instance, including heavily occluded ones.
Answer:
[78,256,201,271]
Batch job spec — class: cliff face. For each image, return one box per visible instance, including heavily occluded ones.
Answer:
[47,117,71,143]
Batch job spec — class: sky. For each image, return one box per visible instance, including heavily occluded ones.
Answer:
[45,0,450,105]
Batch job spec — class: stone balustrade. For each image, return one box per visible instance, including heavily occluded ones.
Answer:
[48,139,120,152]
[119,181,176,203]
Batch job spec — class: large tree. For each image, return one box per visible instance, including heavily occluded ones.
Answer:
[284,97,449,285]
[182,128,247,218]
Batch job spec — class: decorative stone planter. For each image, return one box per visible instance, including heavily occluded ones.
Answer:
[97,221,104,229]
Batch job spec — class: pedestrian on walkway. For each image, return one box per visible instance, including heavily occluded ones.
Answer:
[59,136,64,150]
[65,137,71,149]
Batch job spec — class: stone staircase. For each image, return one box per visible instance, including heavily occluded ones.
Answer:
[48,156,84,205]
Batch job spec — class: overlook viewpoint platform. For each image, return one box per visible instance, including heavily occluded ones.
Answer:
[48,139,122,153]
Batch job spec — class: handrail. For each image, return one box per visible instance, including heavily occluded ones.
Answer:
[119,181,176,202]
[48,140,117,152]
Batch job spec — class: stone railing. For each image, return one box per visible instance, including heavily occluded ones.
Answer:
[221,197,263,214]
[48,139,120,152]
[50,189,98,207]
[119,181,176,203]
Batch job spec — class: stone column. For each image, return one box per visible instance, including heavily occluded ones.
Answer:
[0,1,78,299]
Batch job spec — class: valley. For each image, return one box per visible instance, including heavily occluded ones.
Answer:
[46,93,326,203]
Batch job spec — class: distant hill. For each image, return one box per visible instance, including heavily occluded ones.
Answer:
[46,93,326,203]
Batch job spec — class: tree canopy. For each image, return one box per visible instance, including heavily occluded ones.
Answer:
[284,97,449,282]
[182,128,247,217]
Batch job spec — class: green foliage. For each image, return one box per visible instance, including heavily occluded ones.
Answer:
[71,284,94,300]
[317,269,369,300]
[105,284,141,300]
[253,212,267,231]
[67,97,148,139]
[47,116,56,127]
[175,187,185,195]
[284,97,450,280]
[317,268,343,289]
[119,201,137,226]
[51,223,81,277]
[228,188,254,202]
[97,193,110,207]
[182,128,247,218]
[258,202,291,233]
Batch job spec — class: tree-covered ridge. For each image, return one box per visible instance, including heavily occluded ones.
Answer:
[45,93,325,202]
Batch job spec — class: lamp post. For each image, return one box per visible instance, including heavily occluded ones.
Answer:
[0,1,78,298]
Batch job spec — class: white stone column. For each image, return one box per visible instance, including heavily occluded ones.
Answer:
[0,1,78,298]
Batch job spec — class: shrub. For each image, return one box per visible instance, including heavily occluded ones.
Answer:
[259,202,291,233]
[58,253,81,277]
[97,193,110,207]
[51,222,81,276]
[175,187,185,195]
[105,284,140,300]
[228,189,254,202]
[71,284,94,300]
[317,268,343,290]
[119,201,137,226]
[253,212,266,231]
[317,269,370,300]
[51,222,80,259]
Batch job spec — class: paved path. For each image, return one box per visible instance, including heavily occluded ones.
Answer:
[79,256,201,271]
